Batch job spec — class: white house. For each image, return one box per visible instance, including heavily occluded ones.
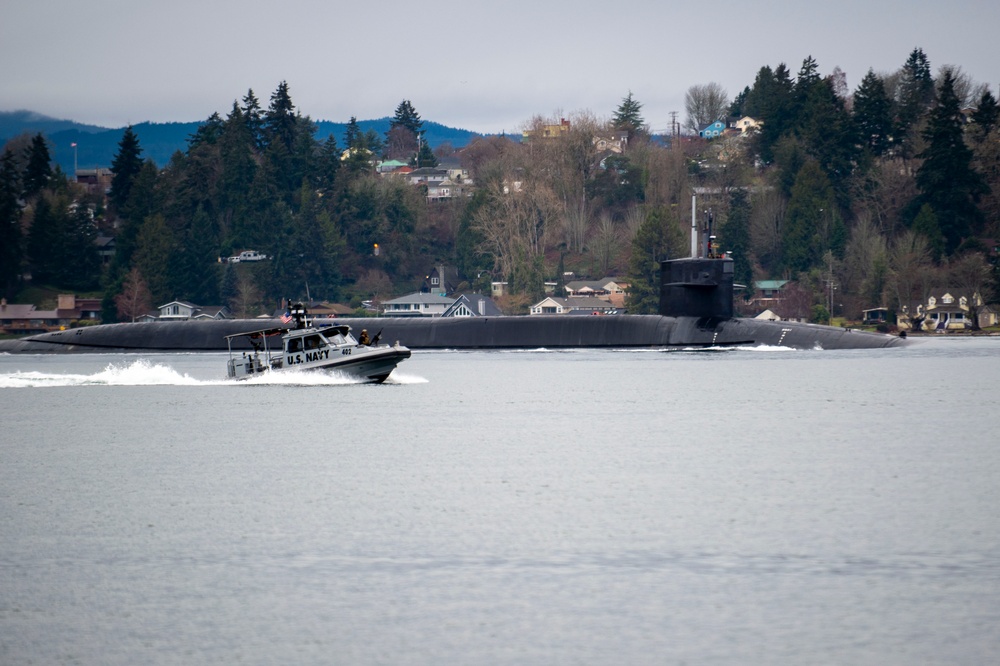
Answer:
[529,296,618,315]
[147,301,231,322]
[381,292,455,317]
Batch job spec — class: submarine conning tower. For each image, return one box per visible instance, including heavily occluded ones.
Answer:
[659,256,735,319]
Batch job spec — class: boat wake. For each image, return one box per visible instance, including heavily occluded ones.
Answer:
[0,359,209,388]
[0,359,427,388]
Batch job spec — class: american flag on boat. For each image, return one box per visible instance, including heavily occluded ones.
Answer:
[280,311,292,324]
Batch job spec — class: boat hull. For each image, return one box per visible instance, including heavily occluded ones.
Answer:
[230,345,410,383]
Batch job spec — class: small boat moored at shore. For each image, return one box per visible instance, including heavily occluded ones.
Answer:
[224,303,410,383]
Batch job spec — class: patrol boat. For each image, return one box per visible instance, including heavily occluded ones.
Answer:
[224,302,410,383]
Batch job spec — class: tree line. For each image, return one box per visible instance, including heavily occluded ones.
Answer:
[2,49,998,326]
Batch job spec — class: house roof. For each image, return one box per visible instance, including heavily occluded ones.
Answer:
[383,292,456,306]
[755,280,789,290]
[0,303,39,318]
[533,296,616,310]
[442,293,503,317]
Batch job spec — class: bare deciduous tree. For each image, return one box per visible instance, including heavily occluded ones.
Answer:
[937,65,989,108]
[384,126,418,161]
[356,268,393,310]
[473,176,558,285]
[843,213,889,309]
[114,267,152,322]
[949,252,991,330]
[888,230,936,318]
[230,272,263,318]
[561,198,590,254]
[684,83,729,133]
[622,205,646,243]
[589,212,621,276]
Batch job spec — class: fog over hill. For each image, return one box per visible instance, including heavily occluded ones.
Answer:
[0,110,485,173]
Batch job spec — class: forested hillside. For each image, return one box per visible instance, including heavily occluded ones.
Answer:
[0,110,482,174]
[2,50,998,325]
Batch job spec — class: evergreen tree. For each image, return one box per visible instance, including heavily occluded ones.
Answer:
[132,214,175,304]
[58,203,101,290]
[241,88,265,150]
[263,81,296,151]
[721,188,754,299]
[911,203,945,260]
[389,100,423,136]
[455,190,491,284]
[22,133,52,199]
[188,112,224,148]
[625,206,684,313]
[782,161,839,273]
[971,89,999,141]
[342,117,373,175]
[109,125,144,212]
[0,150,22,296]
[416,139,438,168]
[174,205,220,304]
[613,91,646,142]
[798,77,858,202]
[853,69,894,156]
[343,116,362,149]
[793,55,822,120]
[744,64,796,163]
[895,47,934,156]
[730,86,751,117]
[315,135,341,191]
[219,100,258,235]
[27,194,60,282]
[914,69,989,254]
[219,262,238,306]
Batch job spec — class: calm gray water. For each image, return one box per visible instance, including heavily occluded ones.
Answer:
[2,338,999,665]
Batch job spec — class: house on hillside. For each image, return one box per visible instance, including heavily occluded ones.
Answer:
[422,265,462,296]
[593,130,630,155]
[749,280,790,309]
[898,289,998,331]
[529,296,618,315]
[0,294,102,334]
[522,118,570,141]
[442,293,503,318]
[732,116,763,133]
[564,278,629,308]
[140,301,231,322]
[698,120,727,139]
[381,292,455,317]
[407,168,449,185]
[377,159,409,174]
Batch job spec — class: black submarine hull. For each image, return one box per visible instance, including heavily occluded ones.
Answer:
[0,314,904,353]
[0,258,906,353]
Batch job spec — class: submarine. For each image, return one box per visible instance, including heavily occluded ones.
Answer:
[0,255,905,353]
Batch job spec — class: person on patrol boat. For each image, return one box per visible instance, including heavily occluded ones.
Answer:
[358,329,370,345]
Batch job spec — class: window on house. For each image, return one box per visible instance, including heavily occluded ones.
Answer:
[431,277,439,285]
[942,295,953,304]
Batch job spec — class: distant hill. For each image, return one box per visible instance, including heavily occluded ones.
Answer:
[0,110,484,173]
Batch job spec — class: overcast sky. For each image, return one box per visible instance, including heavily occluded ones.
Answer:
[2,0,998,135]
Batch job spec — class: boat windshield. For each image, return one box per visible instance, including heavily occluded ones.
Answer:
[303,334,327,350]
